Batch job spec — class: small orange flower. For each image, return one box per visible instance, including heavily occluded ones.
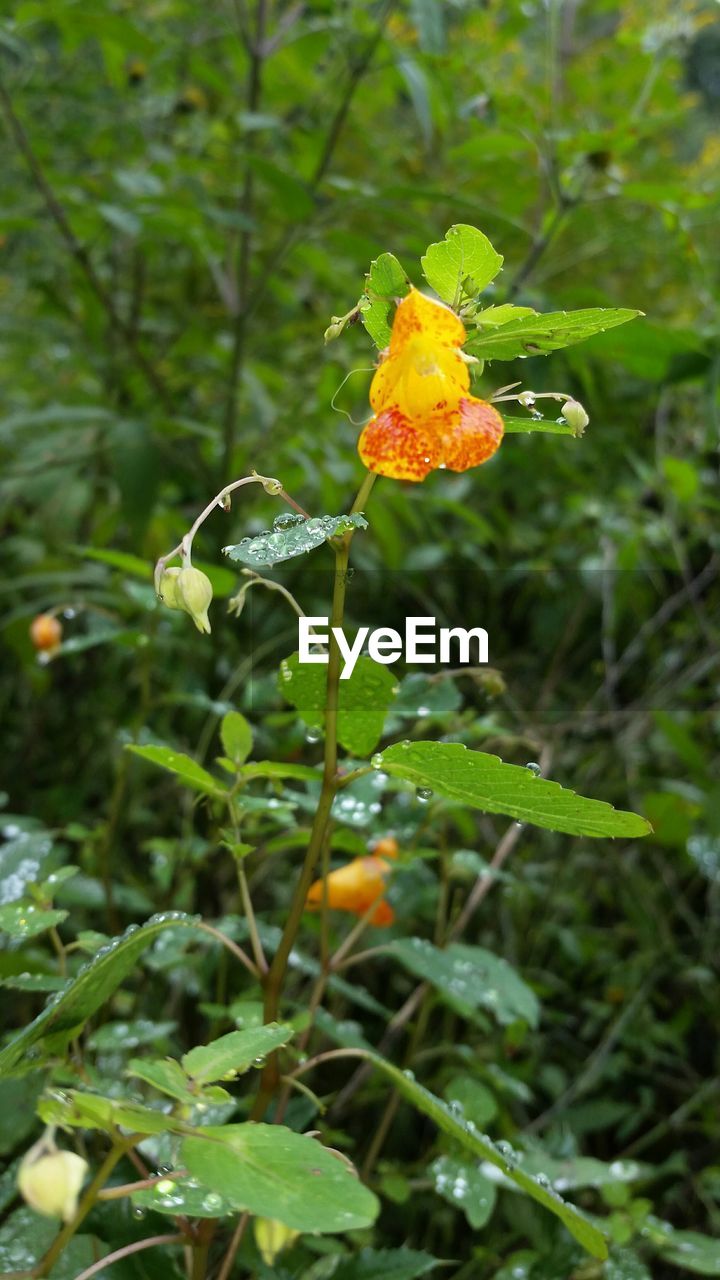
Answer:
[30,614,62,654]
[358,288,504,482]
[306,855,394,926]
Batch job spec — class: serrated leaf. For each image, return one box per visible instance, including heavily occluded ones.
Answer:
[421,224,503,305]
[359,253,411,347]
[383,938,539,1027]
[377,742,651,838]
[126,745,226,799]
[465,308,642,361]
[279,653,398,756]
[430,1155,496,1227]
[0,903,67,940]
[224,514,367,568]
[474,304,537,327]
[359,1050,607,1258]
[181,1124,379,1232]
[127,1057,195,1102]
[220,711,253,766]
[38,1088,178,1134]
[0,912,203,1077]
[182,1024,294,1084]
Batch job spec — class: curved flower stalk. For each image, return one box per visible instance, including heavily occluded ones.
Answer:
[358,288,504,481]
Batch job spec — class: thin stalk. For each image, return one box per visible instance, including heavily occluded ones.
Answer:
[238,862,267,974]
[72,1235,183,1280]
[253,472,376,1113]
[217,1212,249,1280]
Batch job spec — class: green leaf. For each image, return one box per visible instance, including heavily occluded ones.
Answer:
[133,1173,234,1219]
[474,304,537,328]
[182,1024,294,1084]
[445,1075,498,1128]
[397,57,433,146]
[653,1226,720,1275]
[383,938,539,1027]
[237,760,321,784]
[224,514,368,568]
[181,1124,379,1232]
[0,831,55,902]
[360,1050,607,1259]
[332,1247,441,1280]
[279,654,398,756]
[465,308,642,361]
[0,903,68,940]
[220,711,253,766]
[517,1154,649,1191]
[410,0,446,53]
[360,253,411,347]
[421,224,503,305]
[501,415,578,436]
[356,1054,602,1254]
[430,1155,497,1228]
[377,742,651,838]
[127,1057,195,1103]
[126,745,226,799]
[0,912,203,1077]
[0,1208,98,1280]
[604,1250,652,1280]
[38,1089,179,1135]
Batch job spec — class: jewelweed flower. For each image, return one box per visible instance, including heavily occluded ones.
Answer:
[18,1140,88,1222]
[306,855,394,926]
[358,288,504,482]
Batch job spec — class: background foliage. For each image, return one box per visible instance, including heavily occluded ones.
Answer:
[1,1,719,1278]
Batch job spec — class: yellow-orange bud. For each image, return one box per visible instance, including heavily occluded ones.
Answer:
[253,1217,300,1265]
[30,614,62,653]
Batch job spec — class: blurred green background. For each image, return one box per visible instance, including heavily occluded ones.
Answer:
[1,0,719,1275]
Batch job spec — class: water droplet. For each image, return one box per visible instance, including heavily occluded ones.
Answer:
[305,726,322,744]
[370,752,384,769]
[400,739,411,750]
[273,512,305,531]
[524,761,541,776]
[63,607,76,619]
[132,1206,147,1220]
[416,787,433,803]
[201,1192,224,1213]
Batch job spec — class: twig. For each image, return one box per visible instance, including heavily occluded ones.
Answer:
[72,1234,184,1280]
[217,1212,249,1280]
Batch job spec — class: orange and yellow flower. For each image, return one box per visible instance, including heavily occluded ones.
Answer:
[358,288,504,482]
[306,854,394,926]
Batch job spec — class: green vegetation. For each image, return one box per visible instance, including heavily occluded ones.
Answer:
[1,3,719,1279]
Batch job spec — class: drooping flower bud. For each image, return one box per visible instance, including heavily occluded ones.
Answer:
[175,567,213,634]
[560,398,589,436]
[18,1137,89,1222]
[253,1217,300,1265]
[157,567,184,612]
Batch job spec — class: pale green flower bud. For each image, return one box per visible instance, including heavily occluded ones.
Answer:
[18,1142,89,1222]
[158,567,184,611]
[253,1217,300,1265]
[175,566,213,633]
[561,398,589,436]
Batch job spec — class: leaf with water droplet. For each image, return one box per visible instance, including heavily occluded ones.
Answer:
[224,514,368,568]
[279,653,397,757]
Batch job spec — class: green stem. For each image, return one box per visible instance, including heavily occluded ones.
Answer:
[253,472,376,1113]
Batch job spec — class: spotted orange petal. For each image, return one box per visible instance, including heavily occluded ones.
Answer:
[388,287,466,354]
[438,396,504,472]
[358,406,442,481]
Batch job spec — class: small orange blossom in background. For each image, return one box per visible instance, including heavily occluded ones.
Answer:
[306,850,396,926]
[358,288,504,482]
[29,614,62,655]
